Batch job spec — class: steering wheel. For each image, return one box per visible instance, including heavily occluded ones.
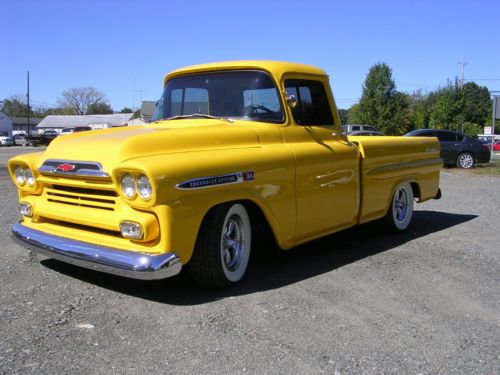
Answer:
[243,105,274,116]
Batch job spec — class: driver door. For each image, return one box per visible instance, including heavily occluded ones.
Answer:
[282,77,359,241]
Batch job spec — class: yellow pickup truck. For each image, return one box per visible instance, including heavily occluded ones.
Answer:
[9,61,442,288]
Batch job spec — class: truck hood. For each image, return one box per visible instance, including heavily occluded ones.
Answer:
[40,120,261,171]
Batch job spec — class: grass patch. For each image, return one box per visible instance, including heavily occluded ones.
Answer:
[473,158,500,176]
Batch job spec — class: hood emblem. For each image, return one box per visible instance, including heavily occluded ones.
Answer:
[55,163,76,172]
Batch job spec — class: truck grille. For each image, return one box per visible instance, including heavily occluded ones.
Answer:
[46,184,118,211]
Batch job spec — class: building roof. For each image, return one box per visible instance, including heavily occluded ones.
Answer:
[12,117,43,125]
[0,111,13,122]
[37,113,134,128]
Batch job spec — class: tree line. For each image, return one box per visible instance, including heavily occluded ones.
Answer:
[339,62,492,137]
[0,87,135,118]
[1,65,494,138]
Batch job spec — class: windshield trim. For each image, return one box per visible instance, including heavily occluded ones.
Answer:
[153,69,286,124]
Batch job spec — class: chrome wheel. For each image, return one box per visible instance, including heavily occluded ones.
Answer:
[222,215,244,271]
[384,182,414,232]
[457,152,474,169]
[393,188,409,224]
[219,204,251,282]
[190,203,251,288]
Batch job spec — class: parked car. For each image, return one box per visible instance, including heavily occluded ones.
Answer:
[40,130,59,145]
[0,136,13,147]
[60,126,92,136]
[12,134,41,147]
[342,124,379,134]
[74,126,92,133]
[13,134,27,146]
[485,140,500,152]
[60,128,74,136]
[404,129,490,168]
[348,130,385,136]
[494,141,500,152]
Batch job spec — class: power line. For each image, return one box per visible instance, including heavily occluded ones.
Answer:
[464,78,500,81]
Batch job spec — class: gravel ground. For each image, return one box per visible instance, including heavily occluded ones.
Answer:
[0,147,499,374]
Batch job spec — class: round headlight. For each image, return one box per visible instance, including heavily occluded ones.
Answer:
[137,175,152,200]
[121,174,136,198]
[15,166,25,185]
[25,168,35,186]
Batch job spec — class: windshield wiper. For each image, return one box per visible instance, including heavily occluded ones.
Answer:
[165,114,233,123]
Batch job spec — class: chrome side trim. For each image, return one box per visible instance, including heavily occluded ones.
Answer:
[176,171,255,190]
[11,223,181,280]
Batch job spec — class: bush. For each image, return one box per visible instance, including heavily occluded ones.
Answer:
[462,122,483,138]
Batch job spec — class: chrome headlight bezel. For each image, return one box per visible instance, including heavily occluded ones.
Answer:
[15,166,26,185]
[137,175,152,200]
[115,169,156,205]
[25,168,35,186]
[120,174,136,198]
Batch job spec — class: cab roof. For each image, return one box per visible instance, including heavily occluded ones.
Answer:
[164,60,328,86]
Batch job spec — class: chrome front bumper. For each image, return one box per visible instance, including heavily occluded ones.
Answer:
[11,222,182,280]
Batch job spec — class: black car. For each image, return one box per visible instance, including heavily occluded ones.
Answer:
[40,130,60,145]
[404,129,490,168]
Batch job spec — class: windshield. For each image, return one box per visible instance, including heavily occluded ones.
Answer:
[152,70,284,123]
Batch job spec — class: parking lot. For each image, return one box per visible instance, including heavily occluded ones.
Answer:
[0,147,499,374]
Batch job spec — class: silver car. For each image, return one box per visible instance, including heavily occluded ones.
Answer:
[0,136,13,147]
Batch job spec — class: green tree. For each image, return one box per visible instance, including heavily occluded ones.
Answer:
[351,63,409,135]
[338,109,349,125]
[428,80,463,130]
[0,96,30,117]
[406,90,430,131]
[462,82,490,125]
[120,107,134,113]
[346,103,361,124]
[87,102,113,114]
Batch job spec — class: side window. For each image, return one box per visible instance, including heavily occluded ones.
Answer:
[171,88,209,116]
[436,132,456,142]
[285,79,333,125]
[455,134,464,142]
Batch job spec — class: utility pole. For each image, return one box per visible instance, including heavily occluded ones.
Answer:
[458,57,468,90]
[458,58,468,133]
[27,71,30,137]
[132,79,146,114]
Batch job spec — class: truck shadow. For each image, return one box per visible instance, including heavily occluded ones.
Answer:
[41,210,476,305]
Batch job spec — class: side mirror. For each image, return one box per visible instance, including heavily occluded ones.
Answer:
[286,95,298,109]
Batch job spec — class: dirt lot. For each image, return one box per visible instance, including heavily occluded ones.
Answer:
[0,147,499,374]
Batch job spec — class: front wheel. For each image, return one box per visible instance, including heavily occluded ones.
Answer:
[456,152,474,169]
[190,203,252,289]
[383,182,414,232]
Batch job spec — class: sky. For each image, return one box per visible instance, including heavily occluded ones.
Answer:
[1,0,499,111]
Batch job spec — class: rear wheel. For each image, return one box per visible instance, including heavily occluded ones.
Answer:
[456,152,474,169]
[190,203,251,289]
[384,182,414,232]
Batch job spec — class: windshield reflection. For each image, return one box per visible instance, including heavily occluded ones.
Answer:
[152,70,284,123]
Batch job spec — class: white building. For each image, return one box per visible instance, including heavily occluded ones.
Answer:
[0,111,13,136]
